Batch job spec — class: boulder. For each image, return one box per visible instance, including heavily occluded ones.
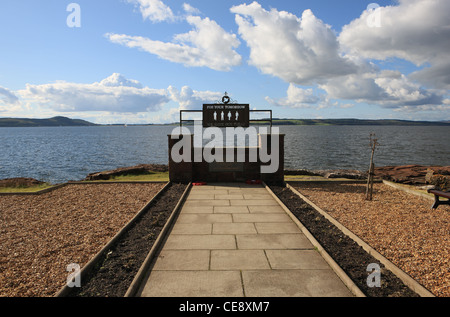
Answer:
[84,164,168,181]
[374,165,450,185]
[0,177,45,188]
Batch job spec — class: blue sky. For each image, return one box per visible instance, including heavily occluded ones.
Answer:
[0,0,449,124]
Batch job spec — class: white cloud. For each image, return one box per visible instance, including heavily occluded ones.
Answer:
[266,84,323,108]
[0,86,20,105]
[18,73,169,113]
[168,85,222,110]
[232,1,447,111]
[183,3,200,15]
[320,70,443,108]
[107,15,241,71]
[99,72,143,88]
[231,2,356,85]
[339,0,450,89]
[127,0,175,23]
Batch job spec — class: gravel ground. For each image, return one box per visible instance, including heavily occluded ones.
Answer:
[0,182,165,297]
[290,182,450,297]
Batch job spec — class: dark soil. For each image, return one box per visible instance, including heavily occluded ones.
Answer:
[67,183,186,297]
[269,184,419,297]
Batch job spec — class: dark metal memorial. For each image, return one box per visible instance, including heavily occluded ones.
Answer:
[169,93,284,184]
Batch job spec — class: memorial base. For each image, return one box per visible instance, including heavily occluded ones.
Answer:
[168,134,284,184]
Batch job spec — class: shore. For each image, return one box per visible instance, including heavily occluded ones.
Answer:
[2,163,449,188]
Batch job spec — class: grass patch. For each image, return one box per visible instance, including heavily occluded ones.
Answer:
[0,183,54,193]
[88,171,169,182]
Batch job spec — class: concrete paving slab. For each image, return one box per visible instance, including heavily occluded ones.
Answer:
[214,206,249,214]
[140,271,244,297]
[152,250,210,271]
[232,213,292,223]
[184,200,230,207]
[212,223,257,234]
[243,194,274,200]
[236,234,313,249]
[228,188,268,194]
[242,270,353,297]
[189,189,229,195]
[254,222,302,234]
[230,199,279,206]
[265,250,331,270]
[215,194,245,200]
[187,194,217,200]
[164,234,236,250]
[136,183,356,298]
[180,206,214,214]
[171,223,212,235]
[210,250,270,270]
[248,205,285,213]
[176,214,232,224]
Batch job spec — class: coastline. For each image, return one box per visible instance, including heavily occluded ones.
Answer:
[2,163,449,189]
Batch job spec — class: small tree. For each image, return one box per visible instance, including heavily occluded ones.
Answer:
[365,133,379,201]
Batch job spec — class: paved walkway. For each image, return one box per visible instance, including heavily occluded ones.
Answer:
[137,183,353,297]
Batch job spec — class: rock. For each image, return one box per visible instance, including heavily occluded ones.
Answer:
[284,169,321,176]
[424,168,450,191]
[314,169,367,180]
[84,164,168,181]
[0,177,45,188]
[374,165,450,185]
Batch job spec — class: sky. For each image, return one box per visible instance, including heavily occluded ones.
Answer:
[0,0,449,124]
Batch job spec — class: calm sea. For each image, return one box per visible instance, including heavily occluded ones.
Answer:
[0,125,449,184]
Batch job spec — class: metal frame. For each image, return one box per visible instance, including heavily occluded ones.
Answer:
[180,109,272,133]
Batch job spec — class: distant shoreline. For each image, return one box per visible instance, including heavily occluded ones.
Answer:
[1,116,450,127]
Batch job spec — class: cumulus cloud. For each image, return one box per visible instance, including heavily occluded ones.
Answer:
[322,70,443,109]
[265,84,323,108]
[127,0,175,23]
[339,0,450,89]
[0,86,20,105]
[231,2,356,85]
[231,1,448,111]
[182,3,201,15]
[168,85,222,110]
[107,15,241,71]
[18,73,169,113]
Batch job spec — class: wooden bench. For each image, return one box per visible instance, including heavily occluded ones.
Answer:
[427,189,450,209]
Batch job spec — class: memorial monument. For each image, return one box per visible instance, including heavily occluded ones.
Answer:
[168,93,284,184]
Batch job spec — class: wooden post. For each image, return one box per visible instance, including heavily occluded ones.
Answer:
[365,133,379,201]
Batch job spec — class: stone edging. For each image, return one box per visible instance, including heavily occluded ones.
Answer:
[0,181,168,196]
[124,182,192,297]
[263,182,366,297]
[382,180,434,201]
[284,182,435,297]
[54,181,172,297]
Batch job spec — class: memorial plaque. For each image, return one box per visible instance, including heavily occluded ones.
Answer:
[203,104,250,128]
[209,162,244,172]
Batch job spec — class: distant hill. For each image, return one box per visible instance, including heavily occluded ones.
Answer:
[1,116,448,127]
[271,118,450,126]
[0,116,97,127]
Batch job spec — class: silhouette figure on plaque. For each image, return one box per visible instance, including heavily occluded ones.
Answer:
[228,111,232,121]
[221,111,224,121]
[213,111,217,121]
[235,111,239,121]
